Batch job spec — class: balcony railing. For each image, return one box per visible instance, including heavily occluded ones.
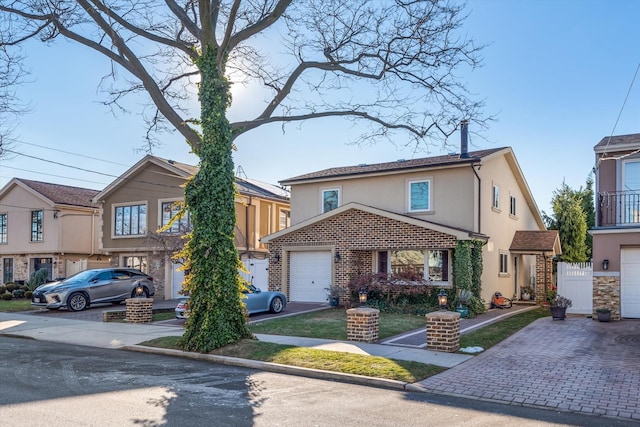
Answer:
[597,191,640,227]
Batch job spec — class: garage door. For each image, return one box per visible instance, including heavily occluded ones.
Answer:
[621,248,640,318]
[290,251,332,302]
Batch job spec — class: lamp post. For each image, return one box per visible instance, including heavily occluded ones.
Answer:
[359,287,368,307]
[438,288,448,310]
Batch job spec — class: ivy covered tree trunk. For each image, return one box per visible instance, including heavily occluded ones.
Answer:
[179,48,252,352]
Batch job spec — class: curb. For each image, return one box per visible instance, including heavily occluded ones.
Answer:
[124,344,427,393]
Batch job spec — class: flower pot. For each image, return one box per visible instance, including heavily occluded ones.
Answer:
[455,306,468,318]
[597,311,611,322]
[550,306,567,320]
[329,297,340,307]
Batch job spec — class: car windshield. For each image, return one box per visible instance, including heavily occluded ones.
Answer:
[63,270,101,283]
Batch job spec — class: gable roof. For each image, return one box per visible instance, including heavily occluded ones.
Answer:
[280,147,507,184]
[509,230,561,255]
[0,178,100,208]
[594,133,640,153]
[262,202,488,243]
[93,154,289,203]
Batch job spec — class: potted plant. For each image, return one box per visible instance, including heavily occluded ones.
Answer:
[326,285,346,307]
[549,294,572,320]
[595,308,612,322]
[455,289,472,318]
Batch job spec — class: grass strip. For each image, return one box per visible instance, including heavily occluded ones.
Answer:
[139,336,443,382]
[0,300,36,312]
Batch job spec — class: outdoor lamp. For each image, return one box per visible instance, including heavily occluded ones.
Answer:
[273,252,281,263]
[135,284,144,297]
[438,288,448,310]
[359,287,368,307]
[334,252,341,263]
[602,259,609,271]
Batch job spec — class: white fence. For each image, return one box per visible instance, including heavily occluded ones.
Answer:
[557,262,593,314]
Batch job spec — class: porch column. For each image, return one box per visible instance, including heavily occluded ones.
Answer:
[426,310,460,352]
[535,254,553,303]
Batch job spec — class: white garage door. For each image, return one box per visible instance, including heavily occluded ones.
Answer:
[290,251,332,302]
[621,248,640,318]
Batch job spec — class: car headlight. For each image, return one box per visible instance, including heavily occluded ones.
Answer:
[49,286,70,293]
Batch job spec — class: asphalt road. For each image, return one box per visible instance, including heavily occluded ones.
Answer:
[1,337,635,427]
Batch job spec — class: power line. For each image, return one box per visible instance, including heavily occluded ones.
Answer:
[3,149,120,179]
[16,141,130,167]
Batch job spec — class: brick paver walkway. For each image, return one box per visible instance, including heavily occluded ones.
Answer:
[418,316,640,422]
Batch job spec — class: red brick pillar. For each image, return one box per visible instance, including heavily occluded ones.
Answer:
[426,310,460,352]
[125,298,153,323]
[347,307,380,343]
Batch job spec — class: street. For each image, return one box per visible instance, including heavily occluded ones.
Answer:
[0,337,635,427]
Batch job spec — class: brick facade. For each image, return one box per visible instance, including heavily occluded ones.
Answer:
[346,307,380,342]
[426,310,460,352]
[593,275,620,320]
[534,254,553,303]
[267,208,459,299]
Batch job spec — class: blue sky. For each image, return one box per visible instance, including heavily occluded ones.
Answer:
[2,0,640,216]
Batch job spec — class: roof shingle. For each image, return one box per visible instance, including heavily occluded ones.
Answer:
[18,179,100,208]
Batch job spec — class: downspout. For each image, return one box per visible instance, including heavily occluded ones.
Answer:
[245,196,251,259]
[471,164,481,234]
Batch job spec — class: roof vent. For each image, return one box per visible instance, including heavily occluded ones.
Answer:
[397,159,406,163]
[460,120,470,159]
[168,159,175,164]
[358,163,368,167]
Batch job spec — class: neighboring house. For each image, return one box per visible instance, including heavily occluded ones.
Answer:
[92,155,290,300]
[0,178,103,283]
[592,133,640,319]
[263,126,559,305]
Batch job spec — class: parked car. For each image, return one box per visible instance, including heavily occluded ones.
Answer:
[32,268,155,312]
[175,284,286,319]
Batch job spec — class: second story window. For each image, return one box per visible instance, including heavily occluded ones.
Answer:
[0,213,6,244]
[114,203,147,236]
[279,209,290,230]
[408,179,431,212]
[31,210,43,242]
[492,185,500,210]
[322,188,340,213]
[510,195,517,216]
[161,201,190,233]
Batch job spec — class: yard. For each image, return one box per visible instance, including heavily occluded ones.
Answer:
[141,307,550,382]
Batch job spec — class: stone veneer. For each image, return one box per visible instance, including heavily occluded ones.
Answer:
[534,254,553,303]
[426,310,460,352]
[593,275,620,320]
[347,307,380,343]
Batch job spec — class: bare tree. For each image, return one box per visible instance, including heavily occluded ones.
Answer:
[0,0,486,352]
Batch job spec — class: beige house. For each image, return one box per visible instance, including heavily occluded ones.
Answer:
[0,178,104,283]
[592,133,640,319]
[93,155,290,300]
[263,132,558,306]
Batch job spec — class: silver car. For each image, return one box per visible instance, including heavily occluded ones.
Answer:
[175,284,287,319]
[32,268,155,312]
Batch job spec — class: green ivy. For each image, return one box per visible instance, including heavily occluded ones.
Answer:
[453,240,485,317]
[178,47,252,353]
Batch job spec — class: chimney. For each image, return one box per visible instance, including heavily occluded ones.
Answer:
[460,120,469,159]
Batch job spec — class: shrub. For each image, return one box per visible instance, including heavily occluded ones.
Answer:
[1,293,12,300]
[5,283,17,292]
[347,273,438,314]
[25,290,33,299]
[0,285,5,294]
[26,269,49,291]
[12,289,25,298]
[20,285,29,291]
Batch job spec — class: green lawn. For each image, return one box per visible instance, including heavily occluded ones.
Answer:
[140,307,550,383]
[0,299,36,312]
[249,308,427,340]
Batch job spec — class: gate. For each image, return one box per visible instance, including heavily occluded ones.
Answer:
[557,262,593,314]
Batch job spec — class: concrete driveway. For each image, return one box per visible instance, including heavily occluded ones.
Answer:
[418,315,640,422]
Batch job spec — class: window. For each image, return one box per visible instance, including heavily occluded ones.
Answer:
[3,258,13,283]
[510,195,517,216]
[322,188,340,213]
[408,179,431,212]
[0,213,6,244]
[492,185,500,210]
[124,256,148,273]
[160,200,190,233]
[386,249,450,284]
[31,210,43,242]
[499,252,509,275]
[32,258,53,281]
[279,209,290,230]
[114,203,147,236]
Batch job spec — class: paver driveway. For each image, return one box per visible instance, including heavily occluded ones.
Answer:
[418,316,640,422]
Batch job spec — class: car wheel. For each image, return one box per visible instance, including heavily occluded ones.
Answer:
[131,287,149,298]
[269,297,284,314]
[68,293,88,312]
